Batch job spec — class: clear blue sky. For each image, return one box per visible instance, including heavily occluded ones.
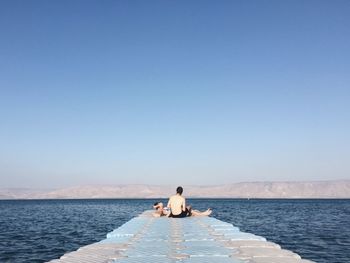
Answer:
[1,0,349,188]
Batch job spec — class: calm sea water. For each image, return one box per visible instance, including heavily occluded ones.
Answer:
[0,199,349,263]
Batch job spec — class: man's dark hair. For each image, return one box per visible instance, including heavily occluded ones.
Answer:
[176,186,183,195]
[153,202,159,206]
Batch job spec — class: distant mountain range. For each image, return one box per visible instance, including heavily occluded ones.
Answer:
[1,180,350,199]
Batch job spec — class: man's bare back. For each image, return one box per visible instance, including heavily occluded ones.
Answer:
[167,194,186,216]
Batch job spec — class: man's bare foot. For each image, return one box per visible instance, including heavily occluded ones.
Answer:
[199,209,212,216]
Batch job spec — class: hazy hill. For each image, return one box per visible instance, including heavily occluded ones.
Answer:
[1,180,349,199]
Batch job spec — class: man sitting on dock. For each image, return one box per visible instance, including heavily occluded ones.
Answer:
[166,186,211,218]
[167,186,190,218]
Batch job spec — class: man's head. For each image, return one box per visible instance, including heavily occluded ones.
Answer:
[176,186,183,195]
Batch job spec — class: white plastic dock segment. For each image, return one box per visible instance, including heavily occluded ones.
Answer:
[222,240,281,249]
[183,258,245,263]
[106,217,150,238]
[113,257,176,263]
[224,232,267,241]
[247,258,315,263]
[237,247,301,259]
[47,210,315,263]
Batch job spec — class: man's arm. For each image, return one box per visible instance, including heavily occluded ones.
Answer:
[182,197,186,212]
[167,197,171,209]
[166,197,172,217]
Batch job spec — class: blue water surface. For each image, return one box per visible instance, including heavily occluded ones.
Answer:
[0,199,349,263]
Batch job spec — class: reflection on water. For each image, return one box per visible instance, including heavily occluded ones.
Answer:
[0,199,349,263]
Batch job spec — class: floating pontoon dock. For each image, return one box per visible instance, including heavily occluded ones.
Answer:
[48,211,314,263]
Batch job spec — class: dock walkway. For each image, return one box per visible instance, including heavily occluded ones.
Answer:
[48,211,314,263]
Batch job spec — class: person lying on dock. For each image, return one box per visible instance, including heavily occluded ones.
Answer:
[153,202,170,217]
[153,201,212,217]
